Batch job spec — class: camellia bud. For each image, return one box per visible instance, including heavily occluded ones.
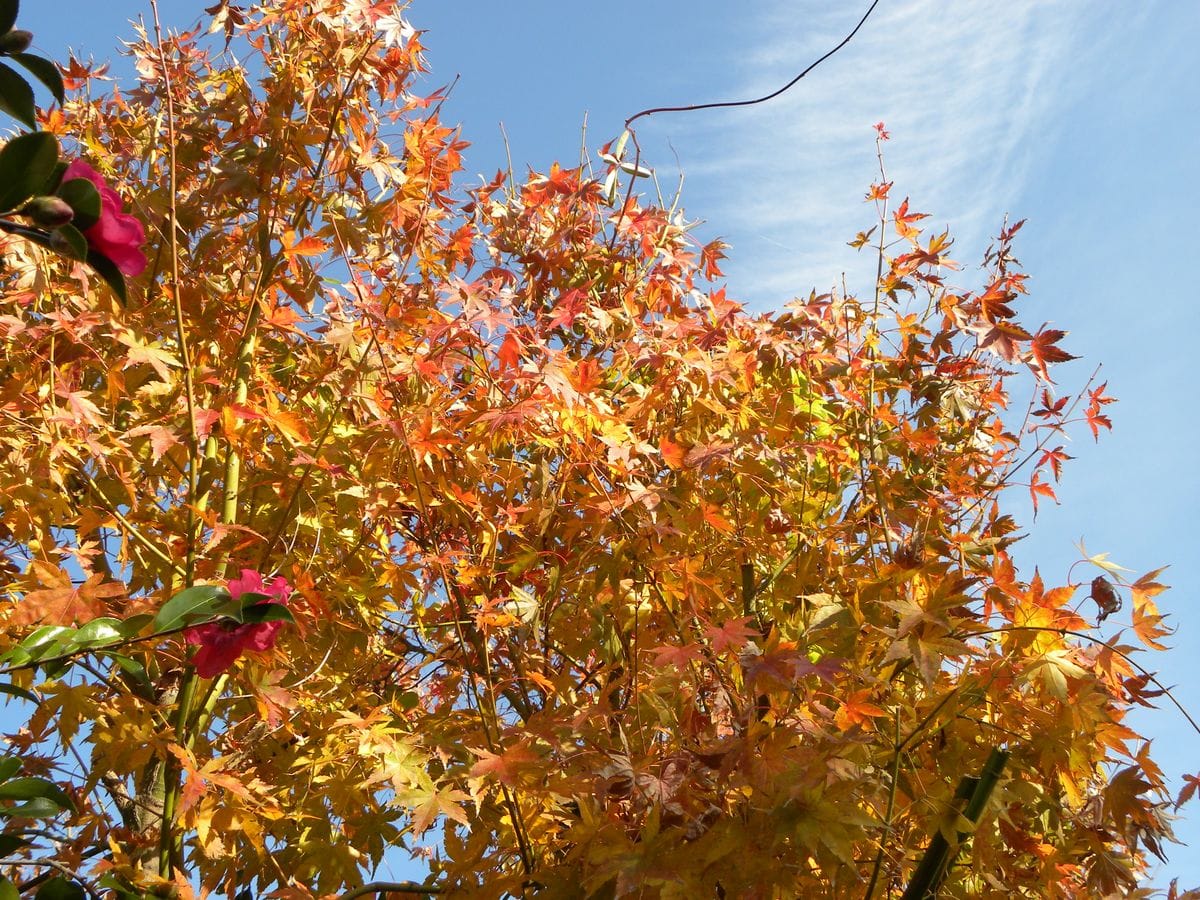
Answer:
[0,29,34,54]
[19,196,75,229]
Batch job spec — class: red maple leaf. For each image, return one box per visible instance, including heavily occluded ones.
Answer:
[1028,328,1078,379]
[704,618,759,654]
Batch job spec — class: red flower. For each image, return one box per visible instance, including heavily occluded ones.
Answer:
[184,569,291,678]
[60,160,147,277]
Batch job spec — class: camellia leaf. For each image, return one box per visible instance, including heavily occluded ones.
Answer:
[117,613,154,638]
[11,53,65,105]
[0,624,73,666]
[0,796,64,819]
[239,602,295,625]
[53,222,87,260]
[33,877,86,900]
[56,176,100,230]
[98,652,153,696]
[0,682,38,704]
[0,129,57,212]
[152,584,232,634]
[0,0,18,36]
[0,59,34,128]
[0,776,74,811]
[0,756,21,782]
[70,616,124,651]
[86,248,129,305]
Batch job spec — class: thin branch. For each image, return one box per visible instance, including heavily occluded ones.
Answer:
[339,882,442,899]
[624,0,882,129]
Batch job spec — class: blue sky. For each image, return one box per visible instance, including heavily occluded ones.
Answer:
[17,0,1200,890]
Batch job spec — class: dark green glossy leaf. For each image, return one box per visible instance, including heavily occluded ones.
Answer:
[0,1,17,37]
[240,602,295,625]
[98,652,153,696]
[11,53,63,105]
[71,617,123,651]
[118,613,153,637]
[97,874,150,900]
[1,624,73,666]
[0,775,73,811]
[56,176,99,230]
[0,129,57,211]
[0,755,21,782]
[0,681,38,703]
[35,877,86,900]
[53,222,87,260]
[0,59,33,128]
[86,248,128,305]
[0,796,63,819]
[152,584,231,634]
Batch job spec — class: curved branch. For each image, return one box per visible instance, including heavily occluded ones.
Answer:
[339,882,442,899]
[624,0,882,129]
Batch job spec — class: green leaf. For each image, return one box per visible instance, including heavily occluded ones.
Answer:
[0,755,22,782]
[11,53,63,105]
[53,222,87,260]
[0,129,57,211]
[86,248,128,305]
[35,877,86,900]
[118,613,154,638]
[0,624,73,666]
[152,584,231,634]
[0,1,17,37]
[56,177,99,230]
[0,681,38,703]
[240,602,295,625]
[0,796,64,819]
[0,875,19,900]
[0,59,33,128]
[70,616,124,651]
[0,776,73,811]
[97,875,150,900]
[98,652,153,695]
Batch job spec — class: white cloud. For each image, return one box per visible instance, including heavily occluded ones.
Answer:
[637,0,1120,306]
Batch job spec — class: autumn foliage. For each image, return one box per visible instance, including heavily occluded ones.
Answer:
[0,1,1194,898]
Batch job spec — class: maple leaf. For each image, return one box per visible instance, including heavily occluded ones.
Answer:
[1085,381,1117,439]
[469,743,540,787]
[834,689,886,730]
[1027,328,1078,379]
[651,643,703,669]
[700,239,727,280]
[14,570,126,626]
[703,617,758,654]
[892,198,928,240]
[1036,445,1072,481]
[847,225,878,249]
[978,319,1033,363]
[1130,567,1171,650]
[658,435,688,470]
[683,439,734,469]
[1028,471,1057,516]
[1176,772,1200,809]
[410,787,470,835]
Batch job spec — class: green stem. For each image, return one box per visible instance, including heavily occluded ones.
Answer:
[900,747,1009,900]
[158,670,199,876]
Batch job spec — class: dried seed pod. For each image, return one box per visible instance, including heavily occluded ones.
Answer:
[1090,575,1121,622]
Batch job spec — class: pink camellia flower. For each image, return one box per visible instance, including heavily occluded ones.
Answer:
[184,569,291,678]
[60,160,147,277]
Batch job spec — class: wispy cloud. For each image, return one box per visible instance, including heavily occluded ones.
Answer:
[638,0,1121,306]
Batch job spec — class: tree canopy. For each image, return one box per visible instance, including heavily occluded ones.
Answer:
[0,2,1193,898]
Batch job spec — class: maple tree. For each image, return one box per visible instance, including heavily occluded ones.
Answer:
[0,1,1196,898]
